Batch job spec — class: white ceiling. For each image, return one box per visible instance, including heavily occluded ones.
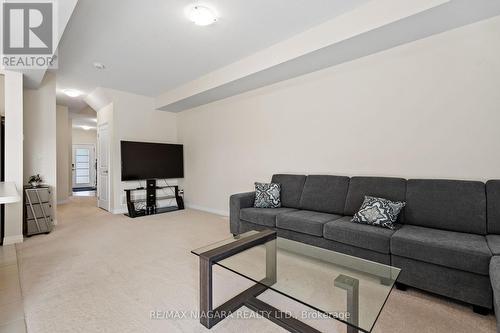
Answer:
[55,0,369,111]
[156,0,500,111]
[71,106,97,130]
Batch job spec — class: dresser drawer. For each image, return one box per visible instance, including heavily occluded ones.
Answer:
[26,202,52,219]
[26,218,52,235]
[25,189,51,203]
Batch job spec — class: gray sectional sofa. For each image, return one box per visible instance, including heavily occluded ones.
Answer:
[230,174,500,324]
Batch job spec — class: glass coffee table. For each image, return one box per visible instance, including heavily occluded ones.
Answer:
[192,230,400,333]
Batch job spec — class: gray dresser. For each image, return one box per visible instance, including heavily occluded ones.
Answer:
[23,185,54,236]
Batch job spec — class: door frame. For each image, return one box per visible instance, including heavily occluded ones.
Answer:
[97,123,111,212]
[72,144,96,189]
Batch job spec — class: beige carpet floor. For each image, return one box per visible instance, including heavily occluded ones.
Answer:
[15,197,497,333]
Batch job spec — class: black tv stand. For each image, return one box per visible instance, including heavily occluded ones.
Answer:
[124,180,184,218]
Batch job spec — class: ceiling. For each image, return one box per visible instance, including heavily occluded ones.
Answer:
[55,0,369,111]
[71,107,97,130]
[155,0,500,111]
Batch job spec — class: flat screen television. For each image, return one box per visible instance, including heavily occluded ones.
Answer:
[121,141,184,181]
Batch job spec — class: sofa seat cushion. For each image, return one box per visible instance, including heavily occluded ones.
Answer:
[391,225,491,275]
[276,210,342,236]
[323,216,396,254]
[240,208,297,227]
[487,235,500,255]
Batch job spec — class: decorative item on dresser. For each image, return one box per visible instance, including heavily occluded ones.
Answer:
[28,174,42,188]
[23,185,53,236]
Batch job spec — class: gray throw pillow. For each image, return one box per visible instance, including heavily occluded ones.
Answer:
[254,182,281,208]
[351,196,405,230]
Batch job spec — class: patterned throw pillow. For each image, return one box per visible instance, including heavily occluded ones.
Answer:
[351,196,405,230]
[254,182,281,208]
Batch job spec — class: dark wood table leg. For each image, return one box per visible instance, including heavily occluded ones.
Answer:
[197,230,342,333]
[199,256,213,328]
[334,274,359,333]
[266,238,277,284]
[198,230,277,329]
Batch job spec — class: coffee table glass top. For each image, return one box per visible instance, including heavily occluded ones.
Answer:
[192,230,400,333]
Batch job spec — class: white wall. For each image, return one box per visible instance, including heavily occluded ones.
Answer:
[1,70,24,244]
[0,75,4,115]
[72,128,97,146]
[178,16,500,216]
[95,90,178,213]
[56,105,71,203]
[68,120,72,196]
[24,72,57,219]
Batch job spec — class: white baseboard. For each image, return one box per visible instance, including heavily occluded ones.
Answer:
[112,204,228,217]
[185,204,228,217]
[3,235,24,245]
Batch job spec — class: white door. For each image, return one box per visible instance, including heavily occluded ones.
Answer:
[97,124,110,211]
[72,144,95,188]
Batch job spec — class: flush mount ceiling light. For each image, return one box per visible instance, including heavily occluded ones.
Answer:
[93,62,106,70]
[63,89,82,98]
[186,4,218,26]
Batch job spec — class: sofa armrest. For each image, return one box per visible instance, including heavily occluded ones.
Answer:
[229,191,255,235]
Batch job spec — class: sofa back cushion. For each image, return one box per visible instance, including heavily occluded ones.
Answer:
[405,179,487,234]
[299,175,349,214]
[487,180,500,234]
[344,177,407,221]
[271,174,306,209]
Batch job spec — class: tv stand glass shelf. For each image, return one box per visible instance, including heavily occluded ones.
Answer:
[124,181,184,218]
